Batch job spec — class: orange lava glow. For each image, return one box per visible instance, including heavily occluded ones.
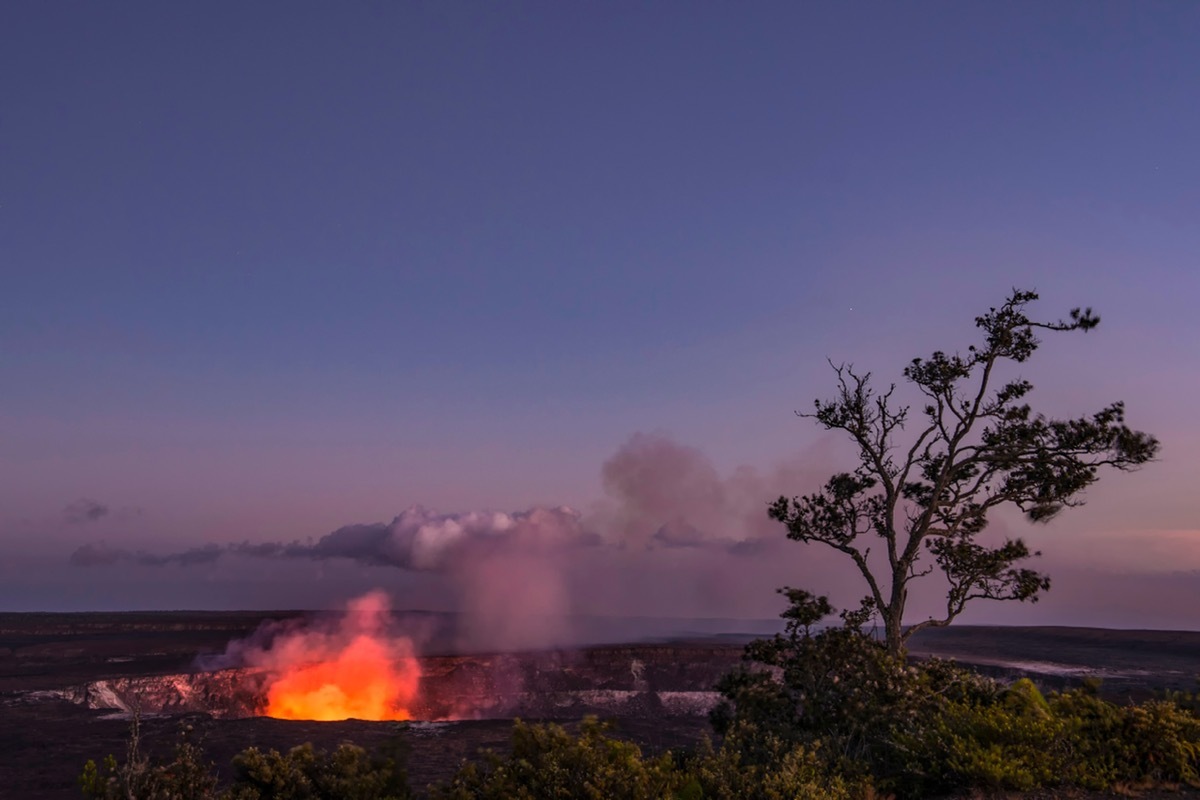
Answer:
[258,591,422,721]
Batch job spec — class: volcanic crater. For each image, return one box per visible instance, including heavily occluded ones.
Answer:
[58,645,735,721]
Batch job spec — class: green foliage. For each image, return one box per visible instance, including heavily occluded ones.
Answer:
[1057,693,1200,787]
[79,716,219,800]
[79,717,409,800]
[680,726,857,800]
[226,742,410,800]
[713,589,951,780]
[904,684,1200,794]
[1158,680,1200,716]
[910,679,1070,792]
[429,717,681,800]
[429,716,856,800]
[718,588,1200,797]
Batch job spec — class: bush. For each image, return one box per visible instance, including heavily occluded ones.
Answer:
[1056,692,1200,787]
[1158,682,1200,717]
[681,725,858,800]
[716,589,1200,797]
[899,680,1200,795]
[80,717,409,800]
[226,741,410,800]
[430,716,855,800]
[910,679,1069,792]
[429,717,681,800]
[712,590,972,784]
[79,715,220,800]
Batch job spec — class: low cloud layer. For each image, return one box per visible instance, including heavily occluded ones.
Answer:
[69,541,222,567]
[70,506,600,571]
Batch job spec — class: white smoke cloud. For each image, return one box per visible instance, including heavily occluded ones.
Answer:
[597,431,834,552]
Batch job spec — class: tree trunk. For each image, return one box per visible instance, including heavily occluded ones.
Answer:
[882,579,908,657]
[883,609,904,656]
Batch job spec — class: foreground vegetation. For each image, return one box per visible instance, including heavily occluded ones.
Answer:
[76,687,1200,799]
[712,590,1200,797]
[79,600,1200,799]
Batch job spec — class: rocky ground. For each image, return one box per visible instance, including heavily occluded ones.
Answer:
[2,613,1198,799]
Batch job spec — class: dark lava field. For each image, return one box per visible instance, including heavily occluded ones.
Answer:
[2,611,1199,799]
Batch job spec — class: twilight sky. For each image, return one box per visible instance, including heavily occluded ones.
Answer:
[2,2,1198,629]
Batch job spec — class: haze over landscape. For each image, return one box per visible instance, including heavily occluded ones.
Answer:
[2,3,1198,633]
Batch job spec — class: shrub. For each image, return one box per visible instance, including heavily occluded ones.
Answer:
[904,682,1200,794]
[430,716,856,800]
[713,590,988,786]
[429,717,681,800]
[681,725,858,800]
[1063,695,1200,786]
[716,589,1200,797]
[910,679,1068,792]
[79,715,220,800]
[80,716,409,800]
[1158,682,1200,717]
[226,741,410,800]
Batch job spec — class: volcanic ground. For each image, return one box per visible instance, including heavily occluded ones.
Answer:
[2,612,1199,799]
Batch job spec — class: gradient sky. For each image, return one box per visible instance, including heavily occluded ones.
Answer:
[2,2,1198,625]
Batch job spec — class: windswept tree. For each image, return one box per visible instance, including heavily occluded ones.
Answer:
[771,290,1158,655]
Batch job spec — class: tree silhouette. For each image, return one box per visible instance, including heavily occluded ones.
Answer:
[770,289,1158,654]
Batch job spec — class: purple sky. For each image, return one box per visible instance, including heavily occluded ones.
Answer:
[2,3,1198,629]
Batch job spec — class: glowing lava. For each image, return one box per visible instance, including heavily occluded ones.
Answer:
[264,635,419,720]
[257,590,422,721]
